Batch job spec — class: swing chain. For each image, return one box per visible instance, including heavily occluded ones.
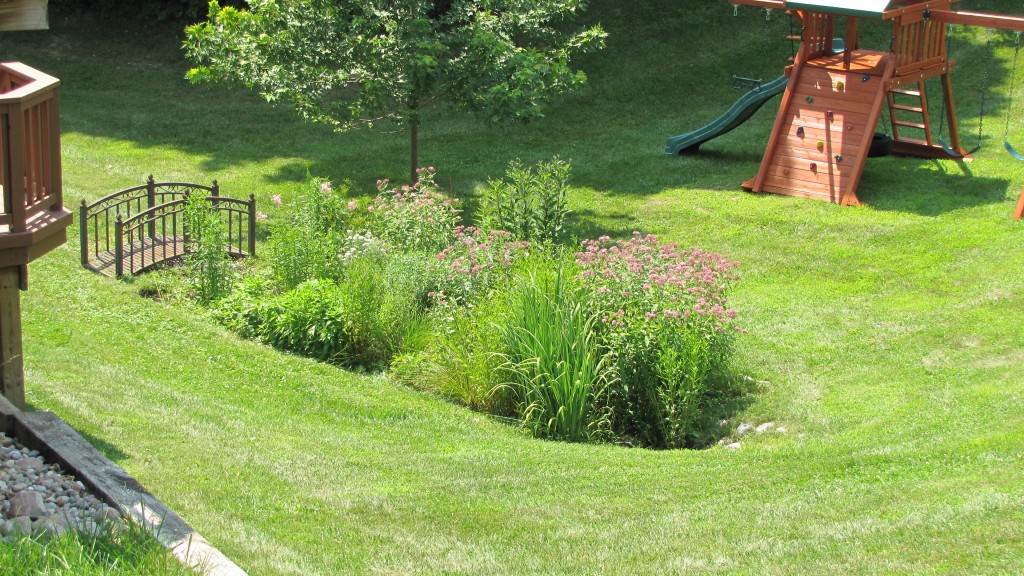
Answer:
[976,29,993,147]
[1006,31,1023,141]
[765,8,772,21]
[734,4,738,17]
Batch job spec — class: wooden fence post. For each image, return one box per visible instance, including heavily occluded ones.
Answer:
[0,266,25,410]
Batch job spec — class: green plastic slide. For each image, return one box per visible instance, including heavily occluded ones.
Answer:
[665,75,789,156]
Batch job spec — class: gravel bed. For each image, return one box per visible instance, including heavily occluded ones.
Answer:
[1,431,122,542]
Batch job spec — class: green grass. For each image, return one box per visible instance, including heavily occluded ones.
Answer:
[0,522,199,576]
[3,1,1024,574]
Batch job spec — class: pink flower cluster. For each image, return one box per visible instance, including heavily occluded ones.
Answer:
[367,167,460,251]
[575,231,740,331]
[431,226,530,305]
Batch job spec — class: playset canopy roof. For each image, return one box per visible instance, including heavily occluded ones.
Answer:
[786,0,892,19]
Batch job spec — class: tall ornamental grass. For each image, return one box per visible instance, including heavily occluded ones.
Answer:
[496,259,613,442]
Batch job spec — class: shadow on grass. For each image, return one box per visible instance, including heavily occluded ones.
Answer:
[858,157,1012,216]
[21,402,130,464]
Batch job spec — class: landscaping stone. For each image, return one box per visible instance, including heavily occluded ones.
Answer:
[726,442,742,450]
[776,427,788,434]
[9,490,47,519]
[755,422,777,434]
[33,515,70,537]
[0,431,122,538]
[9,516,32,535]
[736,423,754,436]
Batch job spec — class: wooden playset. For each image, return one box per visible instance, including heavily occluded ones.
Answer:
[721,0,1024,207]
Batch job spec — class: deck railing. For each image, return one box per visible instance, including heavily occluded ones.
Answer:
[0,62,63,234]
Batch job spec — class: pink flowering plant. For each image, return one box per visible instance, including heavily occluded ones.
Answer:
[574,232,741,448]
[367,167,460,253]
[429,226,531,307]
[267,175,354,289]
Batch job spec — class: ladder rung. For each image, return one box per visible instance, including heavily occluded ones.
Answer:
[786,35,802,41]
[890,89,922,97]
[891,104,924,113]
[895,136,930,146]
[894,120,928,130]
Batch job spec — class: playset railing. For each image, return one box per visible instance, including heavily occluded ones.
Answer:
[80,177,256,277]
[0,62,63,234]
[892,14,949,77]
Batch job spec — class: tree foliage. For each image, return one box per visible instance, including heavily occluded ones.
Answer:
[184,0,605,178]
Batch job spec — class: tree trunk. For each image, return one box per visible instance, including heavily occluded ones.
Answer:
[409,97,420,184]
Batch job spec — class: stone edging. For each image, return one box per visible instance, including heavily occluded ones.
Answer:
[0,396,247,576]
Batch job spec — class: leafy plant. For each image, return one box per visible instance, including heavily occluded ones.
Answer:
[430,226,531,307]
[267,176,352,290]
[182,192,231,304]
[478,156,573,245]
[574,232,741,448]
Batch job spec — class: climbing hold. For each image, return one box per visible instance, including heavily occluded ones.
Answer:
[836,81,845,90]
[810,162,818,173]
[806,96,814,103]
[797,126,805,137]
[817,141,825,152]
[862,74,871,83]
[783,169,790,176]
[835,154,843,162]
[827,111,835,122]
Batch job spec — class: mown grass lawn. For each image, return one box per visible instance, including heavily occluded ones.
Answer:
[4,0,1024,574]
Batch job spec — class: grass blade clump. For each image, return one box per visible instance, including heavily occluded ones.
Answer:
[496,258,612,442]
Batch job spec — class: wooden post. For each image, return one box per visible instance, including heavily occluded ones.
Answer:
[0,266,25,410]
[939,72,965,155]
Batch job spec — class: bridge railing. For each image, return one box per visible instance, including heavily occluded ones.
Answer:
[80,177,256,277]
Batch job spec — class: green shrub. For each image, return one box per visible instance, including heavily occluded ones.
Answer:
[182,193,231,304]
[367,167,460,253]
[495,258,613,442]
[267,176,353,289]
[478,156,572,245]
[392,302,514,415]
[575,232,741,448]
[218,253,426,370]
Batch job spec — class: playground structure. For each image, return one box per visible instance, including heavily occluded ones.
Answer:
[672,1,1024,207]
[80,176,257,278]
[0,62,72,409]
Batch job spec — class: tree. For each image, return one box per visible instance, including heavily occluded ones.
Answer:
[184,0,606,182]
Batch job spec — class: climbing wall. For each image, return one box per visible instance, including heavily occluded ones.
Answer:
[745,54,893,206]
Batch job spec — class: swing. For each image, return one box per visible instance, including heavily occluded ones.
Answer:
[1004,32,1024,161]
[938,27,989,158]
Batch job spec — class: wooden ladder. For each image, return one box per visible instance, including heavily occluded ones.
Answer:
[887,81,933,147]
